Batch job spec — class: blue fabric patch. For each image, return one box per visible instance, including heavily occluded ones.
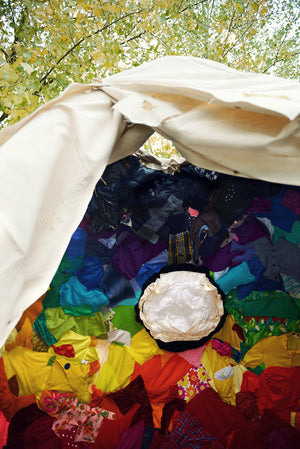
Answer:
[66,227,88,259]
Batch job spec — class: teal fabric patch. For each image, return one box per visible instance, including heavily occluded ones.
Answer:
[216,261,255,294]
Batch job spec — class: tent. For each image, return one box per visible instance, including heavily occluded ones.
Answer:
[1,55,300,346]
[0,56,300,446]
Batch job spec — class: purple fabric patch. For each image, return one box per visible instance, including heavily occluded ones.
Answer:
[111,227,166,280]
[282,189,300,215]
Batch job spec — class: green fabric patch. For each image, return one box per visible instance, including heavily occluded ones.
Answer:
[247,363,265,376]
[43,255,73,309]
[62,304,95,316]
[272,221,300,246]
[47,355,56,366]
[226,289,300,348]
[45,307,107,340]
[111,305,143,337]
[238,291,299,319]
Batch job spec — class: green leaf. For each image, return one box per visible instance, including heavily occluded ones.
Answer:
[23,50,33,59]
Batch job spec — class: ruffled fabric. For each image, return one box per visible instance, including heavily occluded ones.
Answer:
[139,270,224,342]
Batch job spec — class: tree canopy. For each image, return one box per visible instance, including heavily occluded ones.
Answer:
[1,0,299,127]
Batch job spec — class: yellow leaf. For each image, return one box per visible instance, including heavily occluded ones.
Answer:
[102,5,116,12]
[12,58,22,69]
[261,6,268,15]
[59,35,69,42]
[11,94,23,105]
[93,7,101,17]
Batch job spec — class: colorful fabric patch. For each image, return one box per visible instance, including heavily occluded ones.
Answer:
[225,289,300,349]
[37,390,72,417]
[52,396,115,443]
[177,364,210,402]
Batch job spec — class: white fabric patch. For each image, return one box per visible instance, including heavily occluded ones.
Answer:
[107,329,131,347]
[214,365,234,381]
[139,270,223,342]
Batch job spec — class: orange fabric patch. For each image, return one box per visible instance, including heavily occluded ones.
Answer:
[90,336,98,347]
[6,318,33,352]
[16,294,45,330]
[89,360,101,377]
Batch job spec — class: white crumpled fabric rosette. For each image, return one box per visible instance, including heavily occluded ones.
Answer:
[138,271,224,343]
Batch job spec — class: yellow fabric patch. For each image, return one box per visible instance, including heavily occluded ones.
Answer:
[202,342,236,406]
[3,343,97,403]
[48,330,99,364]
[0,328,18,358]
[125,329,164,366]
[213,314,241,351]
[93,343,135,393]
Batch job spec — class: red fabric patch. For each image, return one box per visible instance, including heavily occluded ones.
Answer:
[52,344,75,358]
[232,323,245,342]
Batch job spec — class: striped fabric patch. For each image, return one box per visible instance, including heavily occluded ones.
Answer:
[168,231,193,265]
[281,273,300,298]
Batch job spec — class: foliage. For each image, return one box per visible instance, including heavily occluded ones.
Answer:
[0,0,299,127]
[143,133,181,158]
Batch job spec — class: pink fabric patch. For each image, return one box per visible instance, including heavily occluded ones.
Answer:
[52,396,115,443]
[0,410,9,449]
[211,338,232,357]
[188,207,199,217]
[178,342,209,368]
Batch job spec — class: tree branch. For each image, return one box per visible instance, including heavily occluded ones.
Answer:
[221,9,236,56]
[180,0,209,14]
[120,31,146,46]
[0,111,8,125]
[8,0,16,26]
[39,8,145,86]
[222,12,260,58]
[209,0,215,19]
[262,50,300,73]
[0,47,10,60]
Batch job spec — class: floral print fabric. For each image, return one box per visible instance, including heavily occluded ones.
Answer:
[177,364,211,402]
[48,394,115,443]
[225,289,300,348]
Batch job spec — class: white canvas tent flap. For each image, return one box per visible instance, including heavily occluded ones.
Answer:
[0,56,300,347]
[101,56,300,182]
[100,56,300,120]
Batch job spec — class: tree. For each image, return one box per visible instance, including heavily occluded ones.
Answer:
[1,0,299,128]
